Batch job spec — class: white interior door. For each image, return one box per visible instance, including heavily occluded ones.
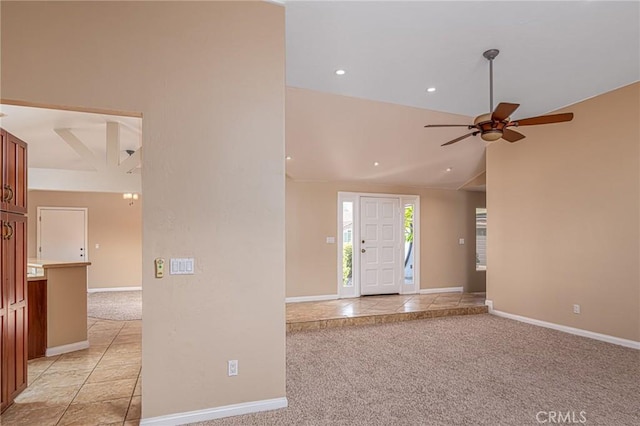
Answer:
[360,197,401,295]
[38,208,88,261]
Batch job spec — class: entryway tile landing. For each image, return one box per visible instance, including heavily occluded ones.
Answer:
[286,292,487,332]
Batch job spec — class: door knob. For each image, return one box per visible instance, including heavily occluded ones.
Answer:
[361,248,366,253]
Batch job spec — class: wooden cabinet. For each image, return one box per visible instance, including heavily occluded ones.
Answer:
[2,213,28,408]
[0,129,28,413]
[1,131,27,215]
[27,279,47,360]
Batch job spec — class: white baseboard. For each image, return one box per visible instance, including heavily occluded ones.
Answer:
[419,287,463,295]
[286,294,338,303]
[87,286,142,293]
[486,302,639,350]
[140,397,288,425]
[46,340,90,357]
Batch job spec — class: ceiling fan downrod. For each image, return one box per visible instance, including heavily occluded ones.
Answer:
[483,49,500,112]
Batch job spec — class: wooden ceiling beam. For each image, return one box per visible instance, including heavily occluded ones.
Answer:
[106,121,121,168]
[54,128,106,172]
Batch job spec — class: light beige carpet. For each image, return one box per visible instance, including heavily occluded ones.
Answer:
[199,314,639,426]
[87,290,142,321]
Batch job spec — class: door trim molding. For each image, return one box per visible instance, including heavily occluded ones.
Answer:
[337,192,420,298]
[36,206,89,261]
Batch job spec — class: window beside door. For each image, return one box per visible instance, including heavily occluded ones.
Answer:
[476,208,487,271]
[342,201,354,287]
[404,204,414,285]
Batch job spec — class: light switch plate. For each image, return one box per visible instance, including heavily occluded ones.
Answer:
[459,238,465,245]
[326,237,336,244]
[170,258,195,275]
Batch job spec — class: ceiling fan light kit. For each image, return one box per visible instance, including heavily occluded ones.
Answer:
[425,49,574,146]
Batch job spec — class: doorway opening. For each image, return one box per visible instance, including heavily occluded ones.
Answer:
[1,100,143,418]
[338,192,420,298]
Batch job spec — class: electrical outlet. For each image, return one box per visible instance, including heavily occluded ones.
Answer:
[573,304,581,314]
[228,360,238,376]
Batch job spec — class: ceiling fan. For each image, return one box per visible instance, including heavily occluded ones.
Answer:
[425,49,574,146]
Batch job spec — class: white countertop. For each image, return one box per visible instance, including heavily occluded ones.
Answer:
[27,258,92,269]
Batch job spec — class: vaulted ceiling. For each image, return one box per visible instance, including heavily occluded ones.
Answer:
[284,1,639,189]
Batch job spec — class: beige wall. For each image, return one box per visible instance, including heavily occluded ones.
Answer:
[28,191,142,289]
[46,265,88,348]
[487,82,640,342]
[286,178,486,297]
[2,1,285,419]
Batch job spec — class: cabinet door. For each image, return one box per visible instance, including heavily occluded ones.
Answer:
[1,131,28,215]
[27,280,47,360]
[3,213,27,403]
[0,312,6,414]
[0,211,7,412]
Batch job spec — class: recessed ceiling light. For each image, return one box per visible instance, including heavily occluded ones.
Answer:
[335,69,346,76]
[286,155,292,160]
[373,161,380,166]
[426,87,436,93]
[446,167,452,172]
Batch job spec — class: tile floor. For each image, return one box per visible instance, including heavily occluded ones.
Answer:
[1,292,485,425]
[1,318,142,426]
[286,292,487,331]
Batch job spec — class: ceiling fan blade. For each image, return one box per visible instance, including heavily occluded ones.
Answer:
[491,102,520,122]
[512,113,574,127]
[424,124,472,128]
[502,128,526,143]
[441,132,478,146]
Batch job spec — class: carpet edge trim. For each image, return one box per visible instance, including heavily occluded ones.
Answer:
[139,397,288,425]
[487,303,639,349]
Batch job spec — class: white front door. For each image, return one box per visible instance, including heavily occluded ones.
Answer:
[38,208,88,261]
[359,197,401,295]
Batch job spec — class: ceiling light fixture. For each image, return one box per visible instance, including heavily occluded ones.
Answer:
[446,167,452,172]
[335,69,346,76]
[426,87,436,93]
[373,162,380,166]
[424,49,573,146]
[123,193,139,206]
